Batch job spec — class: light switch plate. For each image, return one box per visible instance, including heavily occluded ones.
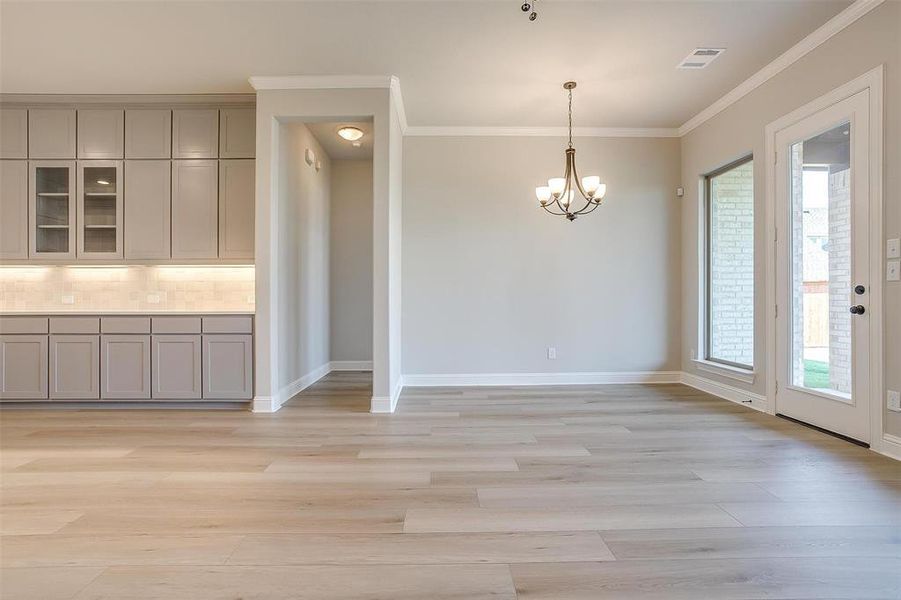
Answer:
[61,294,75,305]
[887,238,900,259]
[547,347,557,360]
[888,390,901,412]
[887,260,900,282]
[676,187,684,197]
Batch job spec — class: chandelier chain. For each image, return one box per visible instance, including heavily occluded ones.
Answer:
[567,87,573,148]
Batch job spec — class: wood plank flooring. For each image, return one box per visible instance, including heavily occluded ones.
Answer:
[1,372,899,599]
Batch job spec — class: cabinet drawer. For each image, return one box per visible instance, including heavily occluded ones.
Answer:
[152,316,201,334]
[202,316,252,334]
[50,316,100,334]
[101,316,150,334]
[0,316,49,334]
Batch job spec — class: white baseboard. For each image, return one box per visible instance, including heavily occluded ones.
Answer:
[877,434,901,461]
[680,372,768,413]
[252,362,331,413]
[402,371,681,387]
[329,360,373,371]
[371,375,405,414]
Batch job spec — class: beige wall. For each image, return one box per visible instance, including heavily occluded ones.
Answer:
[403,135,682,375]
[679,2,901,436]
[0,265,254,313]
[330,160,373,362]
[276,122,331,390]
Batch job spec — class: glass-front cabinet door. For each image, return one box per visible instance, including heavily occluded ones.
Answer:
[29,161,76,259]
[77,161,123,258]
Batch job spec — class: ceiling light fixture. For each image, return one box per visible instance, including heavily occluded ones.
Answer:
[534,82,607,222]
[337,126,364,141]
[519,0,539,21]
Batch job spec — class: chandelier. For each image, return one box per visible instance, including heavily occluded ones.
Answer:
[535,82,607,221]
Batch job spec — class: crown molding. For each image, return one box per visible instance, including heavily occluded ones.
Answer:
[247,75,395,91]
[678,0,885,136]
[404,126,680,138]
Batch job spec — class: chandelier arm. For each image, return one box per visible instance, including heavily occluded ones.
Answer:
[552,152,573,213]
[569,153,591,201]
[540,204,566,216]
[574,200,602,216]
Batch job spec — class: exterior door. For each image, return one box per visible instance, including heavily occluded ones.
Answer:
[774,89,871,443]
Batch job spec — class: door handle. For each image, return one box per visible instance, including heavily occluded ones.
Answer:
[849,305,866,315]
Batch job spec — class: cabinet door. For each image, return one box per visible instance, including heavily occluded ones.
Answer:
[152,335,201,399]
[77,109,124,159]
[218,159,255,259]
[125,110,172,159]
[171,160,218,259]
[1,108,28,159]
[202,334,252,399]
[125,161,171,259]
[28,109,76,159]
[0,161,29,259]
[49,335,99,399]
[101,335,150,399]
[172,109,218,159]
[29,161,76,259]
[219,108,255,159]
[77,160,123,258]
[0,335,48,400]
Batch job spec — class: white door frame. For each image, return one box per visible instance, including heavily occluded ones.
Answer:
[764,65,884,450]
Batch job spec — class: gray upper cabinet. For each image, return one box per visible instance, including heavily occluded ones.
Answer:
[125,160,171,260]
[77,109,124,159]
[172,109,218,159]
[0,335,49,400]
[30,160,77,259]
[219,108,255,159]
[219,159,255,259]
[202,334,253,399]
[28,109,76,159]
[1,108,28,158]
[101,334,151,399]
[49,334,100,399]
[171,160,218,259]
[0,161,29,259]
[77,160,124,259]
[125,109,171,159]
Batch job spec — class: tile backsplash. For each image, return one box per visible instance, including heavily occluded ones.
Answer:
[0,266,255,313]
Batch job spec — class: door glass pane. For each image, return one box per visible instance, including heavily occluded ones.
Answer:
[82,166,118,253]
[35,166,70,253]
[789,121,852,399]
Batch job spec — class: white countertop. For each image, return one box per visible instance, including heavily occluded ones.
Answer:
[0,311,255,316]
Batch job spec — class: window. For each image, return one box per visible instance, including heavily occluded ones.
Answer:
[705,156,754,369]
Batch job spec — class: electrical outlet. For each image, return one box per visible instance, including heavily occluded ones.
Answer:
[61,294,75,305]
[887,261,900,282]
[146,293,161,304]
[888,390,901,412]
[246,295,255,304]
[547,347,557,360]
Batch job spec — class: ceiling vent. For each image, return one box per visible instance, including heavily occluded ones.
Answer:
[677,48,725,69]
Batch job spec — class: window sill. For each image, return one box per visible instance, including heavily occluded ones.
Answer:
[692,359,756,384]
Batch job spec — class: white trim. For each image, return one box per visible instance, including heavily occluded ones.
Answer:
[680,372,768,413]
[389,76,408,134]
[692,359,756,384]
[248,75,395,91]
[404,126,679,138]
[877,434,901,461]
[764,66,884,443]
[329,360,373,371]
[251,362,331,413]
[679,0,884,136]
[403,371,681,387]
[371,375,404,414]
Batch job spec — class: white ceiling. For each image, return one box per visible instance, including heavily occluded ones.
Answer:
[0,1,850,128]
[308,121,374,160]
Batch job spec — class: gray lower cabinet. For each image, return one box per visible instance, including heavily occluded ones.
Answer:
[49,334,100,399]
[0,335,49,400]
[202,334,253,399]
[101,335,151,399]
[152,334,202,399]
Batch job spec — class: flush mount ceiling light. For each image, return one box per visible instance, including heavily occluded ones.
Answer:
[337,126,364,142]
[534,82,607,222]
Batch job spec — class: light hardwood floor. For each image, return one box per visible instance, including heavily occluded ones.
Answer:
[1,372,899,599]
